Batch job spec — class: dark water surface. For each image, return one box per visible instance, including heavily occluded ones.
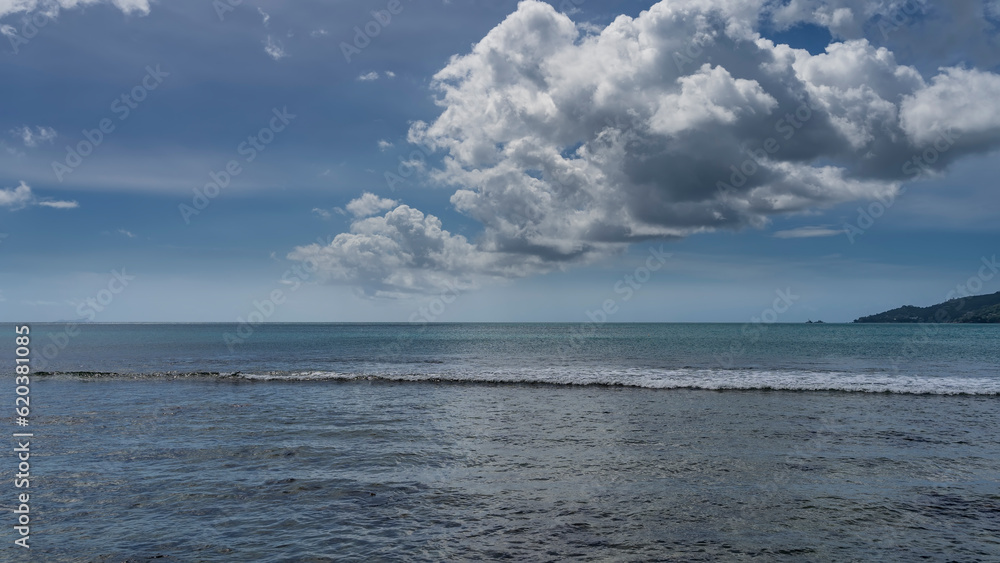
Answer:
[2,323,998,560]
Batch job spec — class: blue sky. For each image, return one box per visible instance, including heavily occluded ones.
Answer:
[0,0,998,323]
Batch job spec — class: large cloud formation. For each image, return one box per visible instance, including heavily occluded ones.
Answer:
[293,0,1000,296]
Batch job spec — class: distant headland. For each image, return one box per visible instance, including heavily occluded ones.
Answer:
[854,291,1000,323]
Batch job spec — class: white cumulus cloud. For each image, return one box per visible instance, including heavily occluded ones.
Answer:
[0,181,32,208]
[345,193,398,218]
[291,0,1000,296]
[289,205,496,297]
[900,67,1000,146]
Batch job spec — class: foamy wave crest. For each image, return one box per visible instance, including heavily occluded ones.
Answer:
[236,368,1000,395]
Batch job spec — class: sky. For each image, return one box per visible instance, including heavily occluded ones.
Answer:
[0,0,998,323]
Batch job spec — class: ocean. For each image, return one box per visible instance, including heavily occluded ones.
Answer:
[3,323,999,561]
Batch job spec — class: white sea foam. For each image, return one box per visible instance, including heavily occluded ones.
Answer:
[237,367,1000,395]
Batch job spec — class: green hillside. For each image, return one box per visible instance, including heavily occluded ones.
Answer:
[854,291,1000,323]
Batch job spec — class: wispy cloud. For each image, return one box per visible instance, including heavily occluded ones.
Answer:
[377,139,393,151]
[118,229,136,238]
[37,200,79,209]
[773,226,845,239]
[264,35,287,60]
[0,0,150,20]
[357,71,394,81]
[11,125,56,147]
[312,208,332,220]
[0,182,78,211]
[257,7,270,27]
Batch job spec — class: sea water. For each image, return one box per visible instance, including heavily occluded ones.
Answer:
[2,323,998,560]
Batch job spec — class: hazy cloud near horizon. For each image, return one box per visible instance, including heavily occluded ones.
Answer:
[290,0,1000,297]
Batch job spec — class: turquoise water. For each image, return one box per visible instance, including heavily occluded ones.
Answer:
[15,322,1000,393]
[1,323,999,560]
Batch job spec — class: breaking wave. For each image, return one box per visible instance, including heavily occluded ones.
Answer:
[30,367,1000,395]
